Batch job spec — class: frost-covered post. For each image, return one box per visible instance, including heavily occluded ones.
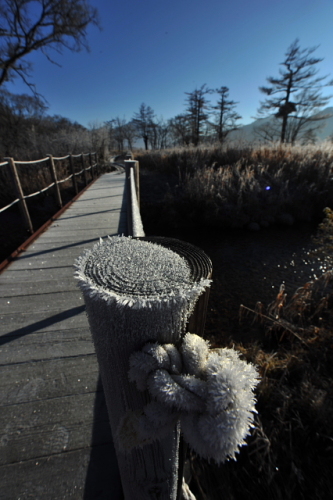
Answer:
[75,236,212,500]
[76,236,259,499]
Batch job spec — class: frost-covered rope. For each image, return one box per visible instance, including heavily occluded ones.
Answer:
[117,332,259,464]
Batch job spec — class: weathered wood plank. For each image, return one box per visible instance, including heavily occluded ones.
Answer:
[0,279,78,297]
[0,290,84,313]
[0,275,79,288]
[1,355,98,404]
[1,306,87,333]
[0,444,122,500]
[0,390,112,466]
[25,231,119,241]
[3,255,88,270]
[0,328,94,364]
[8,248,92,264]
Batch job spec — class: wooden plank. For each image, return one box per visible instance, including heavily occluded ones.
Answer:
[20,240,101,252]
[53,213,124,224]
[0,290,84,313]
[0,279,78,297]
[0,272,80,285]
[3,254,86,270]
[41,229,122,238]
[0,266,74,278]
[0,306,87,333]
[0,444,122,500]
[0,328,94,364]
[0,392,111,464]
[1,355,98,404]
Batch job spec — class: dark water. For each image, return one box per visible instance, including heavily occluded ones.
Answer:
[147,222,332,344]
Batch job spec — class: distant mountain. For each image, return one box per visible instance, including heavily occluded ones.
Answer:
[229,107,333,144]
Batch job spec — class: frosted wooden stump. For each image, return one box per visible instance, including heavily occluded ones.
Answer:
[75,236,212,500]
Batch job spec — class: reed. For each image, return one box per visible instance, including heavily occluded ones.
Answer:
[138,142,333,230]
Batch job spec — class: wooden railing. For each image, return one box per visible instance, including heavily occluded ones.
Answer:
[0,152,98,233]
[124,159,145,237]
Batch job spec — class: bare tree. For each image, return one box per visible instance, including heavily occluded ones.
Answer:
[211,86,242,144]
[0,88,47,157]
[185,84,211,146]
[133,103,155,150]
[257,39,333,143]
[88,121,109,158]
[154,118,171,149]
[0,0,99,91]
[110,117,126,151]
[0,91,92,159]
[168,114,191,146]
[122,121,137,151]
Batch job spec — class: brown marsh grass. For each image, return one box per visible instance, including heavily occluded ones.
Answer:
[137,142,333,230]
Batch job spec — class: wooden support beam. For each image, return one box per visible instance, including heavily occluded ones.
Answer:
[89,153,94,180]
[5,157,34,234]
[69,154,78,195]
[81,154,88,186]
[125,160,140,208]
[48,155,62,208]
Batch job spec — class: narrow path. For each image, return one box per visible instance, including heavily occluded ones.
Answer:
[0,172,126,499]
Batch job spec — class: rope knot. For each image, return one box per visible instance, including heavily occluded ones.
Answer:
[117,333,259,463]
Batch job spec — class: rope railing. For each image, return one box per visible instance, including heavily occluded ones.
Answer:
[1,152,98,233]
[0,198,20,213]
[24,182,55,198]
[53,154,70,161]
[14,157,49,165]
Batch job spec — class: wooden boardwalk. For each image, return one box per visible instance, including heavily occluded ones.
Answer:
[0,173,126,500]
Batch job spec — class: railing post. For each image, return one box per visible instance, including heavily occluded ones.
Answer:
[5,157,34,234]
[125,160,140,209]
[89,152,94,180]
[124,161,133,236]
[47,154,62,208]
[81,153,88,186]
[95,152,99,176]
[69,154,78,195]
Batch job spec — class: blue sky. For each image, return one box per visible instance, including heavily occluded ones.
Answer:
[5,0,333,127]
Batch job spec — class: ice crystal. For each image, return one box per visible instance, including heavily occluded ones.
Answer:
[122,333,259,464]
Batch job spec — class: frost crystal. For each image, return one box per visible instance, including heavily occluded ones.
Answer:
[123,333,259,464]
[74,235,210,310]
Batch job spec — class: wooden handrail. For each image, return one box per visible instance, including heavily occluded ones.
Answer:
[124,160,144,237]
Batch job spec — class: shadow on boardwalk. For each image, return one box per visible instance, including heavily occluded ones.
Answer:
[0,173,126,499]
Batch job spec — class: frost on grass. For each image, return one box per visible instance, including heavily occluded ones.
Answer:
[121,333,259,464]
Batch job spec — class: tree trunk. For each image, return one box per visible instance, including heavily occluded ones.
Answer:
[280,115,288,143]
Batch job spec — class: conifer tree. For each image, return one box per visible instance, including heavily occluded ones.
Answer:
[258,39,333,143]
[211,86,241,144]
